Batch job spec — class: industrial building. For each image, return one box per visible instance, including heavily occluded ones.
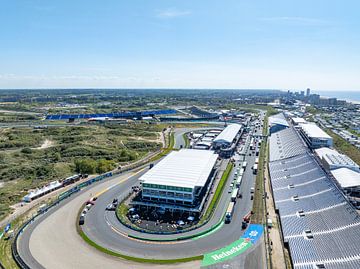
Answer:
[299,123,333,148]
[331,168,360,198]
[315,147,360,172]
[137,149,218,212]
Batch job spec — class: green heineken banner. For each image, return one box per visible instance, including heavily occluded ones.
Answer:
[202,238,252,266]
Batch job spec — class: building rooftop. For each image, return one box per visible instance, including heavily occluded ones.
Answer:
[331,168,360,188]
[315,147,359,171]
[269,128,307,162]
[268,117,289,127]
[292,117,307,124]
[213,124,241,144]
[299,123,332,139]
[139,149,218,189]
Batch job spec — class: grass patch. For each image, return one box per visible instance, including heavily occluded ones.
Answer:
[252,124,267,224]
[78,225,202,263]
[182,133,190,148]
[0,218,21,269]
[325,129,360,165]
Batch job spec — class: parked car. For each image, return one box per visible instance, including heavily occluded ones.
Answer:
[106,204,115,211]
[86,200,95,206]
[79,215,85,225]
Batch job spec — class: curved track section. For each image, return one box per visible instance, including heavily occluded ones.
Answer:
[17,134,261,268]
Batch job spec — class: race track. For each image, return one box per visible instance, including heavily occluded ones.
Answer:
[17,126,265,269]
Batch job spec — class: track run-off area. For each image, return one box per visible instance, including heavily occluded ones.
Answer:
[17,126,267,269]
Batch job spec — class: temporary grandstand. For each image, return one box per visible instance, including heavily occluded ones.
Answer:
[45,109,177,120]
[268,127,360,269]
[269,127,307,162]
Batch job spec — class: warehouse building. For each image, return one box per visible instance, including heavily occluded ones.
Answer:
[299,123,333,148]
[137,149,218,212]
[212,124,241,149]
[315,147,360,172]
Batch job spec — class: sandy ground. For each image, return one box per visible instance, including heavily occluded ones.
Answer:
[33,139,54,149]
[264,155,286,269]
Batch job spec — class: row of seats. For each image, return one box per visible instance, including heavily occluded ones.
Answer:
[269,126,360,269]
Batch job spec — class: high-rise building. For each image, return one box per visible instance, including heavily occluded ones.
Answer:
[306,88,311,97]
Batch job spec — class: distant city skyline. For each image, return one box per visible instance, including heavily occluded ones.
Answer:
[1,0,360,90]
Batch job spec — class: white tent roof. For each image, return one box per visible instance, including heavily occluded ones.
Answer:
[213,124,241,144]
[140,149,218,189]
[23,181,62,200]
[331,168,360,188]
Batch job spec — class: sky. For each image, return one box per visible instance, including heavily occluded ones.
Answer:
[0,0,360,90]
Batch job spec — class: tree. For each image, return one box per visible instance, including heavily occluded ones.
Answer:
[96,159,115,174]
[74,159,97,174]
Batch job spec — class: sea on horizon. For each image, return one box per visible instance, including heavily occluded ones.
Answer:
[314,90,360,103]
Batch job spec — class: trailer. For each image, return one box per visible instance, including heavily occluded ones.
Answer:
[242,161,247,170]
[236,174,243,188]
[253,164,258,175]
[231,188,239,202]
[225,202,235,223]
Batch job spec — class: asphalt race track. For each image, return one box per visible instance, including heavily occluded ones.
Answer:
[17,127,265,269]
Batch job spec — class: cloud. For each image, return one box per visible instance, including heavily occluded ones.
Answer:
[259,16,330,26]
[156,8,191,19]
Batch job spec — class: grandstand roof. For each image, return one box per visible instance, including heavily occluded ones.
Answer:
[45,109,177,120]
[331,168,360,188]
[213,124,241,144]
[139,149,218,189]
[269,128,307,162]
[299,123,331,139]
[268,127,360,269]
